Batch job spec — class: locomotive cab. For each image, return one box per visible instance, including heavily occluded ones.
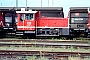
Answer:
[16,8,38,37]
[87,10,90,30]
[3,12,17,30]
[0,8,17,37]
[0,12,4,28]
[0,12,5,37]
[69,7,89,36]
[87,8,90,37]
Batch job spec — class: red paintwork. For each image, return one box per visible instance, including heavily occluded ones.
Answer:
[87,13,90,30]
[17,11,68,31]
[17,14,36,30]
[17,11,41,30]
[0,12,4,27]
[37,17,68,27]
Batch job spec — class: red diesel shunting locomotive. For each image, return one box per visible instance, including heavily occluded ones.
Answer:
[16,8,69,38]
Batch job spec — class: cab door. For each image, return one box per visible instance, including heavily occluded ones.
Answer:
[16,10,37,31]
[24,13,36,30]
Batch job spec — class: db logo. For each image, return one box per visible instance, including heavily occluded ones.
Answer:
[27,22,31,26]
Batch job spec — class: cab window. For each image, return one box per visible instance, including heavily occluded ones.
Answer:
[20,14,23,21]
[5,13,12,23]
[25,13,34,20]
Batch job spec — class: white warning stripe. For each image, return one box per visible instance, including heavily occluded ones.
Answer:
[16,11,37,13]
[68,18,70,28]
[17,26,69,28]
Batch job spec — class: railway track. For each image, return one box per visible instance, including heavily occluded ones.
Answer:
[0,42,90,49]
[2,36,90,40]
[0,39,90,60]
[0,38,89,43]
[0,50,90,60]
[0,39,90,49]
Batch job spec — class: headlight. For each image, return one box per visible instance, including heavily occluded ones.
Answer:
[87,24,89,26]
[88,27,90,30]
[6,23,10,26]
[40,29,42,31]
[0,21,3,26]
[55,29,58,31]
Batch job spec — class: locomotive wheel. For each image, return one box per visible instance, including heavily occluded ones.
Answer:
[68,32,75,40]
[27,34,36,39]
[21,33,36,39]
[0,31,6,38]
[87,32,90,38]
[84,33,88,37]
[67,35,74,40]
[74,32,81,37]
[87,35,90,38]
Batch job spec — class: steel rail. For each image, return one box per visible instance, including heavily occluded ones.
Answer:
[0,39,90,49]
[0,39,89,43]
[0,43,90,49]
[0,50,90,57]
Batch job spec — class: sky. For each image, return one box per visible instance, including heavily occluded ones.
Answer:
[0,0,90,17]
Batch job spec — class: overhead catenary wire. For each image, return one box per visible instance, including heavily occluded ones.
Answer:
[52,0,54,6]
[16,0,18,7]
[0,3,2,6]
[26,0,27,11]
[41,0,42,7]
[48,0,49,6]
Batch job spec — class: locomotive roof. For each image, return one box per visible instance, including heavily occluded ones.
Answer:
[0,7,63,11]
[70,7,89,10]
[69,7,89,12]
